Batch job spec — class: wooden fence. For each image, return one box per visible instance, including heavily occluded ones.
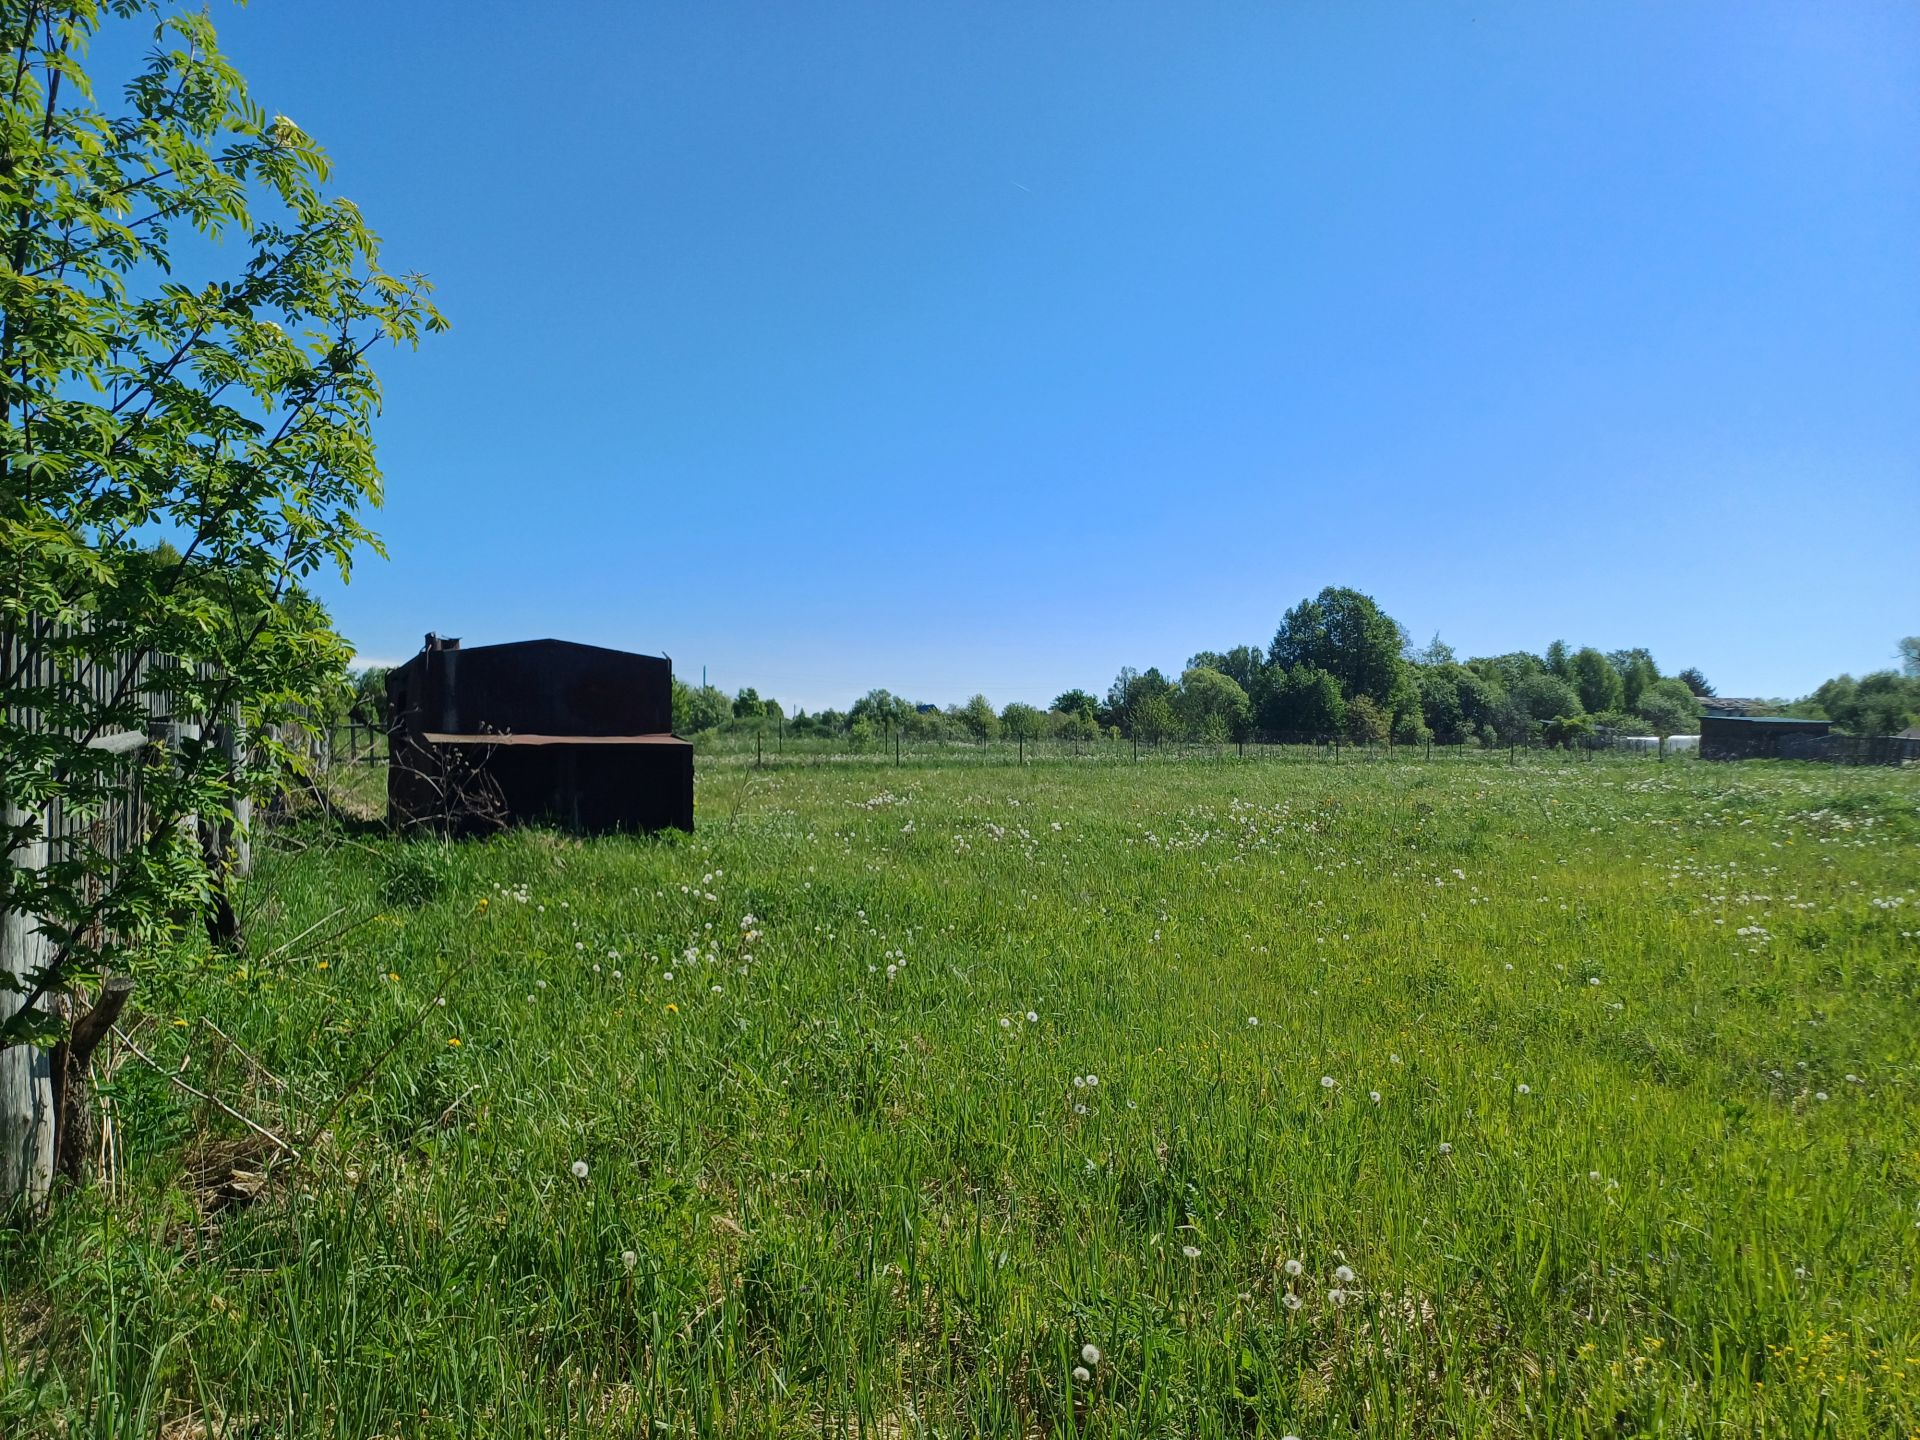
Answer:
[2,620,234,1210]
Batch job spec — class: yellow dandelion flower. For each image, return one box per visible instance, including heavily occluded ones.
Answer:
[665,1003,679,1014]
[447,1036,462,1047]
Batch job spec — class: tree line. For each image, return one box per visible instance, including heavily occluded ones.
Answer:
[671,587,1728,750]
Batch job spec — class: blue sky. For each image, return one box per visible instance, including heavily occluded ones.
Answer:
[198,1,1916,709]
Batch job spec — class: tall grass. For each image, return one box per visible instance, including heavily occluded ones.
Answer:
[3,753,1916,1436]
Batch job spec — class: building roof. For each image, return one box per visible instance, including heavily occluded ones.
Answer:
[1700,714,1828,725]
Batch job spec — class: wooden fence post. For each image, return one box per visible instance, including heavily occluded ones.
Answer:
[1,799,56,1215]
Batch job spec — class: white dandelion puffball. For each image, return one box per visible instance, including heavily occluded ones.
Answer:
[570,1159,589,1180]
[621,1250,638,1271]
[1072,1366,1091,1384]
[1027,1011,1039,1023]
[1517,1083,1531,1095]
[1081,1343,1101,1365]
[1284,1258,1303,1276]
[1072,1075,1085,1088]
[662,971,673,982]
[1328,1288,1347,1306]
[1369,1090,1382,1104]
[999,1017,1012,1029]
[1282,1292,1303,1311]
[1437,1142,1453,1156]
[1182,1244,1201,1259]
[1247,1016,1259,1027]
[1085,1074,1099,1087]
[1333,1264,1355,1284]
[1320,1075,1336,1090]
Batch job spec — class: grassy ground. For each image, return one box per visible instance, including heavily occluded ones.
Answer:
[3,752,1918,1437]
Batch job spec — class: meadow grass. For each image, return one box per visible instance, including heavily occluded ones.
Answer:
[3,752,1918,1437]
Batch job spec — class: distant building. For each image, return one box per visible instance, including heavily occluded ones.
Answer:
[386,635,693,834]
[1700,697,1783,718]
[1699,713,1831,761]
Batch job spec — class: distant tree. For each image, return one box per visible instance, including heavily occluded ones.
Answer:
[848,716,876,750]
[1051,689,1099,720]
[1676,667,1715,697]
[1131,690,1176,746]
[1176,667,1252,745]
[1569,648,1625,715]
[1511,673,1584,725]
[1470,652,1546,691]
[1000,702,1046,747]
[675,683,732,733]
[1106,666,1174,736]
[1344,695,1390,747]
[1269,587,1407,706]
[1414,632,1456,667]
[1544,640,1571,678]
[956,694,1000,741]
[1542,713,1595,749]
[1619,653,1659,712]
[1052,707,1099,743]
[732,687,767,720]
[1899,637,1920,680]
[1186,644,1268,700]
[1636,683,1699,753]
[1261,666,1346,737]
[850,688,908,738]
[1416,667,1467,743]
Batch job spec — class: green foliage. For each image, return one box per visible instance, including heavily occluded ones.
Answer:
[1175,667,1252,744]
[1269,586,1405,706]
[1804,671,1920,736]
[672,681,730,734]
[732,687,767,720]
[1050,688,1098,720]
[1676,667,1714,697]
[1637,679,1701,738]
[998,702,1046,744]
[1540,712,1595,749]
[1261,665,1346,736]
[1569,648,1625,715]
[0,3,441,1048]
[1343,694,1389,746]
[1544,639,1570,678]
[955,694,999,741]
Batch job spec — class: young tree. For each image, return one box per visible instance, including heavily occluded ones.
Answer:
[1050,688,1098,720]
[955,694,999,742]
[999,702,1045,757]
[1,3,442,1209]
[1675,667,1715,697]
[1344,694,1389,747]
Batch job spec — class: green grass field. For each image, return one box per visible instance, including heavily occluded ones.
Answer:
[4,753,1919,1437]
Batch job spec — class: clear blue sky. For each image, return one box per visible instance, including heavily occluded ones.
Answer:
[204,1,1915,709]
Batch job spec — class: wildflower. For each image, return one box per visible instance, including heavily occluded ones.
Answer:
[446,1037,461,1047]
[1516,1083,1531,1095]
[1369,1090,1382,1104]
[1085,1074,1099,1087]
[1247,1016,1260,1027]
[571,1160,589,1179]
[1284,1258,1303,1276]
[1072,1366,1091,1384]
[1082,1343,1101,1365]
[1320,1075,1336,1090]
[621,1250,638,1270]
[1182,1244,1201,1259]
[1814,1091,1828,1101]
[1074,1103,1087,1115]
[1437,1142,1452,1156]
[1282,1292,1303,1311]
[711,984,723,993]
[1589,1170,1602,1181]
[1333,1264,1355,1284]
[1000,1017,1012,1029]
[1072,1075,1085,1088]
[665,1003,679,1014]
[1328,1288,1347,1305]
[662,971,673,982]
[1026,1010,1039,1023]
